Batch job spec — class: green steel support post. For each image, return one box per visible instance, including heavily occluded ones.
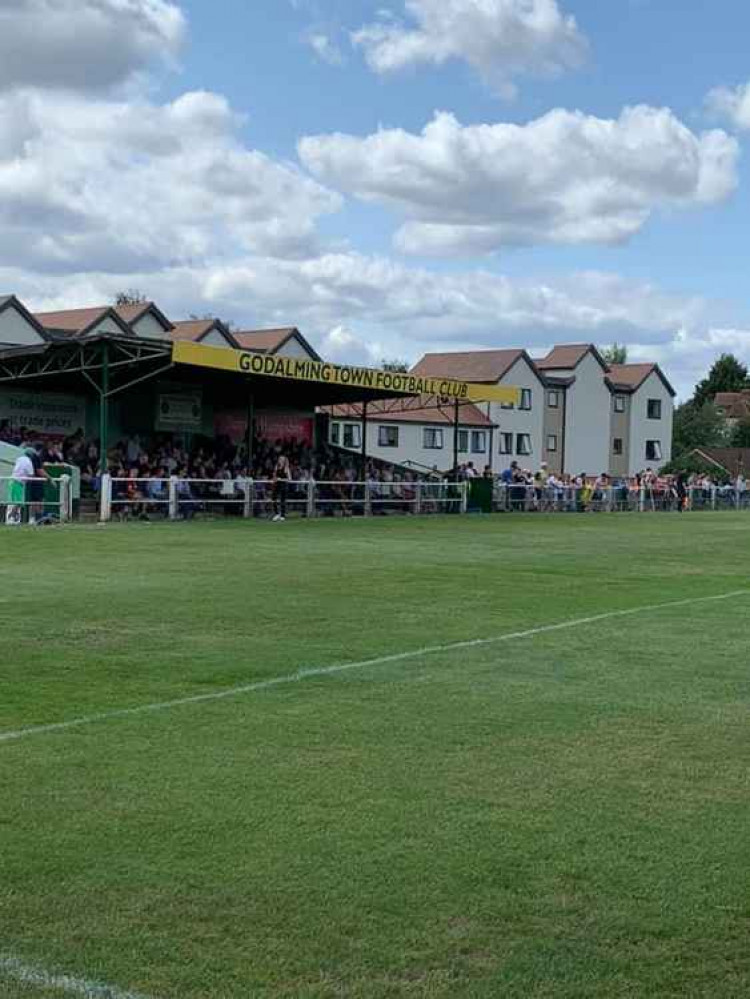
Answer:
[99,341,109,474]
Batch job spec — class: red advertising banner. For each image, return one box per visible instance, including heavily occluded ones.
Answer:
[256,412,313,445]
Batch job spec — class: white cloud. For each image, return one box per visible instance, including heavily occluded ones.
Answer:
[0,88,342,272]
[0,0,186,93]
[299,107,739,256]
[705,81,750,131]
[306,32,346,66]
[1,251,741,398]
[352,0,586,97]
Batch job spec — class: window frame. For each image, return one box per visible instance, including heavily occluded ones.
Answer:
[613,437,623,456]
[647,398,662,420]
[645,439,663,462]
[547,390,559,409]
[377,425,399,448]
[457,430,469,453]
[342,423,361,449]
[423,427,444,450]
[499,432,513,455]
[471,430,487,454]
[614,395,626,413]
[546,434,558,453]
[330,422,340,445]
[516,433,533,457]
[519,388,532,411]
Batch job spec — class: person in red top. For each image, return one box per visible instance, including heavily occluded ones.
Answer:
[272,454,291,522]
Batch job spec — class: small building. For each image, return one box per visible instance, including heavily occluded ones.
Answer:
[324,398,496,474]
[713,391,750,428]
[607,363,675,475]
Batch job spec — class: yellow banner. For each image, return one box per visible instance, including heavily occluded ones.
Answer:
[172,341,519,405]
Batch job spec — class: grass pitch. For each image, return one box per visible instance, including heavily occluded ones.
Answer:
[2,513,750,998]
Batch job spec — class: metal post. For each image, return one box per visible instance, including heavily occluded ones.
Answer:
[99,341,109,475]
[169,476,179,520]
[59,475,71,522]
[639,484,645,513]
[415,480,422,516]
[307,479,315,519]
[99,473,112,523]
[243,479,252,519]
[364,479,372,517]
[460,480,469,514]
[360,401,368,480]
[711,486,717,511]
[246,395,254,474]
[453,399,460,475]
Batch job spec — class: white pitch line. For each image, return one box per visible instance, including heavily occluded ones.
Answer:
[0,953,154,999]
[1,589,748,747]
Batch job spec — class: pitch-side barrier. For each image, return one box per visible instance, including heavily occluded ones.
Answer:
[0,475,73,525]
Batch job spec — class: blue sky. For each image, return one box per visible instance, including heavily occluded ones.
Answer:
[3,0,750,395]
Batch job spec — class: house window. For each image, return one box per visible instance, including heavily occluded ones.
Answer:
[546,434,558,452]
[378,426,399,448]
[645,440,662,461]
[343,424,361,449]
[647,399,662,420]
[457,430,469,453]
[614,395,626,413]
[519,389,532,411]
[423,428,443,450]
[613,438,623,456]
[547,390,559,408]
[330,422,340,445]
[516,434,532,456]
[499,432,512,455]
[471,431,487,453]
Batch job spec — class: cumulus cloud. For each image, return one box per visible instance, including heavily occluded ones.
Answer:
[299,107,739,256]
[352,0,586,97]
[0,88,342,272]
[306,32,346,66]
[0,0,186,94]
[705,81,750,131]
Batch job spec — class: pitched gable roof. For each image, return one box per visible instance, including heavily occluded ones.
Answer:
[115,301,173,332]
[169,319,236,345]
[713,390,750,420]
[323,398,494,427]
[608,363,676,397]
[690,448,750,476]
[232,327,322,360]
[34,306,133,338]
[411,349,525,383]
[0,295,50,341]
[536,344,607,371]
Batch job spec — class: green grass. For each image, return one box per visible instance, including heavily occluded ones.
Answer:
[2,513,750,998]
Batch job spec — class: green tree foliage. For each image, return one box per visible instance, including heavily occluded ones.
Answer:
[114,289,148,307]
[600,343,628,365]
[692,353,749,408]
[672,401,728,457]
[730,418,750,448]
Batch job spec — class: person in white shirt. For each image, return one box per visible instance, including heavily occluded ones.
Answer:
[5,451,34,525]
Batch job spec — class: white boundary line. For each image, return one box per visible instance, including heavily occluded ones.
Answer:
[1,589,748,747]
[0,954,153,999]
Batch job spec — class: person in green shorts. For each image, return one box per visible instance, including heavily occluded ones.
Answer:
[5,449,34,526]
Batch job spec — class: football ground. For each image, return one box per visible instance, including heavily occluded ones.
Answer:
[2,513,750,999]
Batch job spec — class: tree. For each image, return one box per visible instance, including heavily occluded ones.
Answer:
[672,400,728,457]
[600,343,628,366]
[692,353,749,408]
[381,359,409,373]
[114,289,148,307]
[730,418,750,448]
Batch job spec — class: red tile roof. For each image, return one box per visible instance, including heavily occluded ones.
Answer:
[34,306,110,334]
[713,391,750,420]
[536,344,594,370]
[169,320,225,342]
[608,363,675,397]
[411,349,524,382]
[232,328,297,352]
[691,448,750,476]
[114,301,173,331]
[323,397,494,427]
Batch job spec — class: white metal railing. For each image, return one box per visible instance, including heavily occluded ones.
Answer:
[490,483,750,513]
[1,475,72,525]
[98,476,468,521]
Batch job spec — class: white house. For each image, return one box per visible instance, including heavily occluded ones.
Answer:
[411,350,546,474]
[325,397,495,474]
[536,345,613,477]
[607,363,675,475]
